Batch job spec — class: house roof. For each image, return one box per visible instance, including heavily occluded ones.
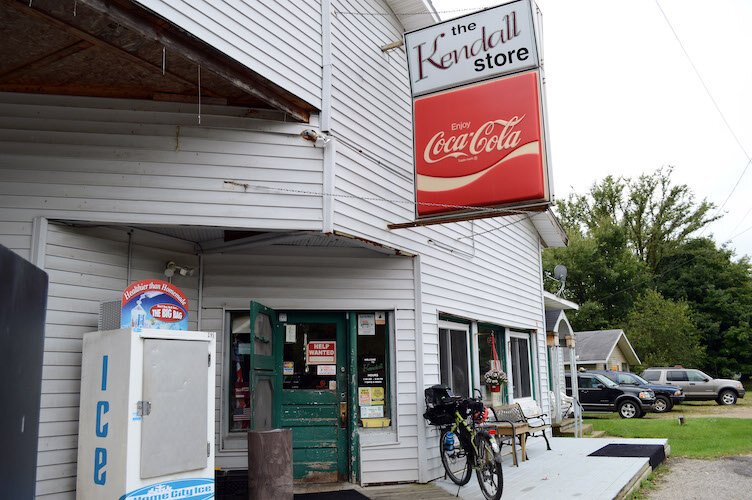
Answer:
[563,329,641,366]
[543,291,579,311]
[545,309,573,337]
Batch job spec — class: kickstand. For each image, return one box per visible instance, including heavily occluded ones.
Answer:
[455,483,461,497]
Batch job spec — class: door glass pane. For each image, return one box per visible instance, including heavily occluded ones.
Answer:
[511,336,532,399]
[253,377,273,430]
[578,376,593,389]
[439,329,450,387]
[687,371,706,382]
[357,314,389,423]
[450,330,469,398]
[229,312,251,432]
[283,323,337,390]
[254,313,273,357]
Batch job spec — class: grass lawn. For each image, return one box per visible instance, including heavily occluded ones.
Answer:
[585,416,752,458]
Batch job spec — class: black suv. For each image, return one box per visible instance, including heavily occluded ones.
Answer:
[566,372,656,418]
[590,370,684,413]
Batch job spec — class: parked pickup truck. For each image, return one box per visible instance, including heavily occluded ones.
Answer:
[566,372,655,418]
[641,367,745,405]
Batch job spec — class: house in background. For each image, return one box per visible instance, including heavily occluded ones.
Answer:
[564,330,641,372]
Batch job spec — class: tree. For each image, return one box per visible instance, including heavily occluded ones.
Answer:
[556,167,719,270]
[655,238,752,378]
[543,222,650,331]
[625,290,704,369]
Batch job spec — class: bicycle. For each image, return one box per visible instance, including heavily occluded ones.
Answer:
[424,385,503,500]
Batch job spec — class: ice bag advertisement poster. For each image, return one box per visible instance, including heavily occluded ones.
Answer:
[121,279,189,331]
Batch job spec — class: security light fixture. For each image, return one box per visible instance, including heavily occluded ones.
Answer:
[164,261,195,278]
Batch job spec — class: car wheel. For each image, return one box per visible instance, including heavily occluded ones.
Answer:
[653,395,671,413]
[717,390,737,405]
[618,400,639,419]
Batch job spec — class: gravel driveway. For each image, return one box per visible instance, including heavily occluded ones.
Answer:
[648,456,752,499]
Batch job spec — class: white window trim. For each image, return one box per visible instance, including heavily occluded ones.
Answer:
[506,329,535,403]
[438,320,472,398]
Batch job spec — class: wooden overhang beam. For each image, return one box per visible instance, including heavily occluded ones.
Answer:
[4,0,224,98]
[0,40,93,82]
[79,0,312,122]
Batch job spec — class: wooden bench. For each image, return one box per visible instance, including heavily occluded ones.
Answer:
[486,402,552,465]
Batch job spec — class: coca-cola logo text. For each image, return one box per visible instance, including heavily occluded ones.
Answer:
[423,116,525,164]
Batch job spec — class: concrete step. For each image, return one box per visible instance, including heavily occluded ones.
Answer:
[553,423,593,436]
[588,430,607,438]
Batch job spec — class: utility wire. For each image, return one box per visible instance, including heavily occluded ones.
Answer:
[655,0,752,215]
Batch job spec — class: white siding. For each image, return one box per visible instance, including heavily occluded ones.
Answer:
[328,0,550,483]
[0,93,324,230]
[134,0,322,108]
[0,218,32,261]
[199,246,418,485]
[36,224,199,499]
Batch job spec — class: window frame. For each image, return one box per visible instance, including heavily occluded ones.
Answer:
[438,320,472,398]
[220,308,254,451]
[507,330,535,401]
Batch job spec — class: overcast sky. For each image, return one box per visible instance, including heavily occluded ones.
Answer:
[430,0,752,259]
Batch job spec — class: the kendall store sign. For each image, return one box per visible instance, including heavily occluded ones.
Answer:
[404,0,551,219]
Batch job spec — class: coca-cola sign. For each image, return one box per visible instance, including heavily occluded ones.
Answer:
[414,71,548,217]
[405,0,538,97]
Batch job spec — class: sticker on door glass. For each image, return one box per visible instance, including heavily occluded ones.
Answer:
[358,314,375,336]
[317,365,336,376]
[359,387,372,406]
[375,312,386,325]
[285,324,296,343]
[283,361,294,376]
[361,405,384,418]
[306,341,336,364]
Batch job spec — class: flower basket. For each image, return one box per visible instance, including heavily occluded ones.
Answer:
[484,368,508,388]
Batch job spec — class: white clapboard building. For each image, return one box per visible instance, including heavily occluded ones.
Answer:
[0,0,567,496]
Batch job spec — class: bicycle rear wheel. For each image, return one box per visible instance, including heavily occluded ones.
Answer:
[439,428,472,485]
[475,434,503,500]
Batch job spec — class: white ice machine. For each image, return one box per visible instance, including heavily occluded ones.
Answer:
[76,328,216,499]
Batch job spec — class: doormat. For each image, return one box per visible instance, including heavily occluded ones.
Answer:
[294,490,369,500]
[588,444,666,469]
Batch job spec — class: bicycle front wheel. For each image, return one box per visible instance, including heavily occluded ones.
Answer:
[475,434,503,500]
[439,428,472,485]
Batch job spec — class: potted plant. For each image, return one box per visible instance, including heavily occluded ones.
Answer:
[484,368,508,392]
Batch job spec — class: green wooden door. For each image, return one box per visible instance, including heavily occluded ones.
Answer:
[279,312,348,482]
[249,302,280,430]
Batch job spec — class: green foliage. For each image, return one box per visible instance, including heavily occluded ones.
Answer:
[544,223,649,330]
[545,170,752,379]
[586,417,752,458]
[556,167,719,270]
[625,290,704,368]
[655,238,752,378]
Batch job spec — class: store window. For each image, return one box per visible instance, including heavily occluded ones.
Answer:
[439,322,470,398]
[509,332,533,399]
[356,312,390,425]
[282,323,337,390]
[227,311,252,433]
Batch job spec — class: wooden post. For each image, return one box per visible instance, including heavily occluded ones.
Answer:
[248,429,293,500]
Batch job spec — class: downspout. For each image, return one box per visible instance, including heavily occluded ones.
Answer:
[413,256,428,483]
[536,239,550,422]
[126,229,134,284]
[197,252,204,329]
[30,216,48,269]
[321,0,335,234]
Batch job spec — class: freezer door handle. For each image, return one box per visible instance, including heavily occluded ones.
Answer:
[137,400,152,416]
